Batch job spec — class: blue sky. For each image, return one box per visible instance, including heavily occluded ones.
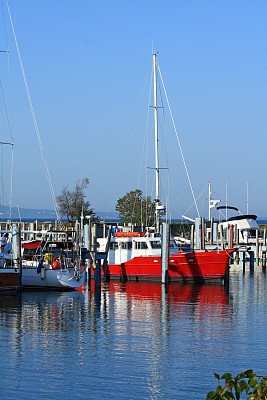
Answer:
[0,0,266,219]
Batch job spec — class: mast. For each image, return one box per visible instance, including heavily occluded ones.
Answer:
[208,181,211,221]
[153,53,160,232]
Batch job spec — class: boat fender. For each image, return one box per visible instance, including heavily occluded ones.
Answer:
[37,260,43,274]
[52,255,64,269]
[40,267,46,280]
[52,260,59,269]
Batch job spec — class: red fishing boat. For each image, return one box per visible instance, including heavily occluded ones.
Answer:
[94,54,235,284]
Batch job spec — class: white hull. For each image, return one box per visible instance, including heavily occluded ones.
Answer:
[21,264,85,289]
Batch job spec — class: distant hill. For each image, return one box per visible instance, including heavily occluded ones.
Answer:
[0,205,119,222]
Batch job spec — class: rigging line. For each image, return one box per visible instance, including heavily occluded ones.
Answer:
[183,184,208,216]
[158,82,184,220]
[5,0,61,222]
[1,0,13,143]
[131,65,153,227]
[0,80,12,138]
[105,61,152,218]
[130,75,152,226]
[145,69,154,227]
[157,63,200,218]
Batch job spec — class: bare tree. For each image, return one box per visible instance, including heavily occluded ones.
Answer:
[56,178,97,224]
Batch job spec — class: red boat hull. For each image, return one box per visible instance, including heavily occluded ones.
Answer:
[101,249,234,284]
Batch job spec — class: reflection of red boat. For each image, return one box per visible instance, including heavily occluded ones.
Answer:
[93,248,234,284]
[91,281,228,311]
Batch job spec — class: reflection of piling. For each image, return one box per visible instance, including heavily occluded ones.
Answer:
[262,251,266,270]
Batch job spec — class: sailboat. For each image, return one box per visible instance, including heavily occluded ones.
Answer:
[94,53,235,284]
[20,234,85,289]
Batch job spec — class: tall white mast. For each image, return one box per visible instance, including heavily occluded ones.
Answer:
[153,53,160,232]
[208,181,211,221]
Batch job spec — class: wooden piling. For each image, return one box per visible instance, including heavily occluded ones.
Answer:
[201,217,205,250]
[103,227,112,281]
[256,229,259,266]
[12,224,22,286]
[210,218,214,245]
[161,222,170,284]
[190,224,195,251]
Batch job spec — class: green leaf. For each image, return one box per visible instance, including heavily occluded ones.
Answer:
[216,385,223,394]
[221,373,232,380]
[206,391,218,399]
[214,373,220,381]
[236,380,247,393]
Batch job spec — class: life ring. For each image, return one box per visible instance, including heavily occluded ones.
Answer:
[52,255,64,269]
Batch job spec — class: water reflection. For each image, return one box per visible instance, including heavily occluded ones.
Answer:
[0,268,266,399]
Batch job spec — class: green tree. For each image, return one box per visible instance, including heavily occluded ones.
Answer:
[206,370,267,400]
[56,178,97,224]
[115,189,165,226]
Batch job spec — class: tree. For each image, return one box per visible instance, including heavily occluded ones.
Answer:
[115,189,165,226]
[56,178,97,224]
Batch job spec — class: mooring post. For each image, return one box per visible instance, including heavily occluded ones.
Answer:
[210,217,214,245]
[201,217,205,249]
[195,218,200,250]
[29,222,34,240]
[249,250,254,272]
[84,224,91,281]
[92,224,101,287]
[161,222,170,284]
[220,225,224,250]
[239,251,246,273]
[213,221,217,245]
[256,229,259,266]
[190,224,195,251]
[229,225,233,248]
[12,224,22,286]
[103,227,112,281]
[235,250,239,265]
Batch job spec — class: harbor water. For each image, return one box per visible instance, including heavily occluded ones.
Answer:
[0,266,266,399]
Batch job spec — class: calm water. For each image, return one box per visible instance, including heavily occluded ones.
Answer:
[0,266,266,399]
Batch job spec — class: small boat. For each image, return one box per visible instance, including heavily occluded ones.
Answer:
[94,53,235,284]
[1,238,85,290]
[21,239,85,290]
[216,206,259,245]
[0,243,20,294]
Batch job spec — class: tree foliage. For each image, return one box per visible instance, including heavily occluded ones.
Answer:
[56,178,97,224]
[115,189,165,226]
[206,370,267,400]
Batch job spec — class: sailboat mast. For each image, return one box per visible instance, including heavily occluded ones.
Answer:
[153,53,160,232]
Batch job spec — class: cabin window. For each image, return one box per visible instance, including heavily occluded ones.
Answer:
[151,241,161,249]
[110,242,118,250]
[136,242,148,250]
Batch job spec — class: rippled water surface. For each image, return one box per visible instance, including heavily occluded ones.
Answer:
[0,266,266,399]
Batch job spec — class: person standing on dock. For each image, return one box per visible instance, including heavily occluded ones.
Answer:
[1,233,8,252]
